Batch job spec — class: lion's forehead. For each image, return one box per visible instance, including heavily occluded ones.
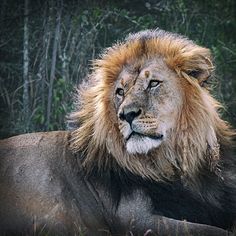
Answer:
[117,58,172,88]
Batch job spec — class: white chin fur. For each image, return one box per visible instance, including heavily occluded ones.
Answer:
[126,136,162,154]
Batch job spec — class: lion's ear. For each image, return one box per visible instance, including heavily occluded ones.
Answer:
[186,56,214,87]
[177,47,214,87]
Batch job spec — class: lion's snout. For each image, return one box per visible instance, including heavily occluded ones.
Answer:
[118,106,142,125]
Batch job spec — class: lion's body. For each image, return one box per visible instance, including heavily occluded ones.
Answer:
[0,131,232,235]
[0,132,86,234]
[1,29,236,235]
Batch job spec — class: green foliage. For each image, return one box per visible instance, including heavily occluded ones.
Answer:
[50,78,73,130]
[32,78,73,131]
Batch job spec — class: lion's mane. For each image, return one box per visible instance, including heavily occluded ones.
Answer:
[68,29,234,185]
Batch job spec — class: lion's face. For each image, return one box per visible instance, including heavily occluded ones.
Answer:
[114,58,182,154]
[69,29,233,181]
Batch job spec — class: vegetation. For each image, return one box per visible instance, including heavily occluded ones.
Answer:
[0,0,235,138]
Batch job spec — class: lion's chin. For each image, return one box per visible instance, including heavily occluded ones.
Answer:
[126,134,163,154]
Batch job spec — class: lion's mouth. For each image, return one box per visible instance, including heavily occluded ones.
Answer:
[126,131,163,141]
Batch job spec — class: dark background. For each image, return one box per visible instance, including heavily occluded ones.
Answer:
[0,0,235,139]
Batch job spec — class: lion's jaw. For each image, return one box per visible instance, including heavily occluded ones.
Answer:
[121,121,165,154]
[115,60,181,155]
[127,137,162,154]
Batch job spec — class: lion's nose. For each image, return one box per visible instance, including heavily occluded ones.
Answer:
[119,108,142,125]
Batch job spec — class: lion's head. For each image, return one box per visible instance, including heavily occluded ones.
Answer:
[69,29,234,182]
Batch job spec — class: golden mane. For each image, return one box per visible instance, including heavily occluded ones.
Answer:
[69,29,234,183]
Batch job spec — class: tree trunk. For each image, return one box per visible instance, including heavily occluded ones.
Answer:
[23,0,30,131]
[37,4,51,130]
[46,0,62,130]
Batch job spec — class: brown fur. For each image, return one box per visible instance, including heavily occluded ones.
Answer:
[69,29,235,184]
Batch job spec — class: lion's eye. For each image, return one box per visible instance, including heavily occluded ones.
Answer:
[148,80,161,88]
[116,88,124,96]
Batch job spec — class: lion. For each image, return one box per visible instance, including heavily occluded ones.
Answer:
[0,29,235,235]
[68,29,236,232]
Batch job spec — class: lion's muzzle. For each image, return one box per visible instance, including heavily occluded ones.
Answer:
[119,107,142,125]
[118,105,164,154]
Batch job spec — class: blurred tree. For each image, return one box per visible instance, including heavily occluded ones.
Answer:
[23,0,30,132]
[46,0,62,130]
